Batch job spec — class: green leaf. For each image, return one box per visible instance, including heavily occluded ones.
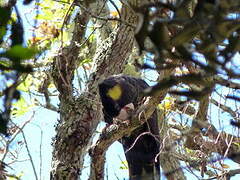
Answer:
[0,6,11,27]
[123,64,140,77]
[119,160,128,170]
[17,75,33,92]
[36,14,54,21]
[79,58,92,66]
[7,171,24,180]
[88,34,95,43]
[12,97,34,117]
[0,59,11,67]
[0,26,6,41]
[11,21,24,46]
[0,115,8,135]
[5,45,38,60]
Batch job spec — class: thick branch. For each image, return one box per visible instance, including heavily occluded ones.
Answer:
[185,76,213,150]
[52,6,90,99]
[158,109,187,180]
[50,2,92,179]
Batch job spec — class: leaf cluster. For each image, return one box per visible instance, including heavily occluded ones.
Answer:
[134,0,240,101]
[0,1,38,135]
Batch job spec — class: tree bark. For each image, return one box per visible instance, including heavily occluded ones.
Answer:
[50,2,91,178]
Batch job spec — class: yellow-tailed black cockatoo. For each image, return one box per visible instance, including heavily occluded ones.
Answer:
[98,75,160,180]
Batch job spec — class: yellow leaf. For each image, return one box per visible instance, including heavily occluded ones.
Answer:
[12,97,35,117]
[107,84,122,100]
[7,177,16,180]
[110,11,119,17]
[158,104,164,110]
[221,163,230,169]
[17,171,24,178]
[119,160,128,170]
[163,101,172,110]
[7,171,24,180]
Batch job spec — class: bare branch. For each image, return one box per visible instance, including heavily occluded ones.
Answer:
[75,1,134,28]
[1,113,35,162]
[214,76,240,89]
[210,98,237,119]
[109,0,121,18]
[21,130,38,180]
[158,109,187,180]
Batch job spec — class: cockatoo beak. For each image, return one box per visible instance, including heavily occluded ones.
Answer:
[116,103,134,121]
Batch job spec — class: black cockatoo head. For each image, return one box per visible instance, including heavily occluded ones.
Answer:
[98,75,148,123]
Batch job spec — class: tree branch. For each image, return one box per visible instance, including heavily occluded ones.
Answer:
[210,98,237,119]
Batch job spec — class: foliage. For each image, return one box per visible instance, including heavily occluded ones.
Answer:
[133,1,240,178]
[134,0,240,100]
[11,97,34,117]
[0,0,39,135]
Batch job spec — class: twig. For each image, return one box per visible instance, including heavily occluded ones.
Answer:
[5,112,38,180]
[76,2,134,28]
[21,130,38,180]
[31,123,43,180]
[210,98,237,119]
[34,98,58,112]
[124,131,150,154]
[109,0,121,18]
[1,113,34,162]
[203,168,240,180]
[214,76,240,89]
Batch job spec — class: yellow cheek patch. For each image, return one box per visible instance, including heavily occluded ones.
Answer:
[107,84,122,100]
